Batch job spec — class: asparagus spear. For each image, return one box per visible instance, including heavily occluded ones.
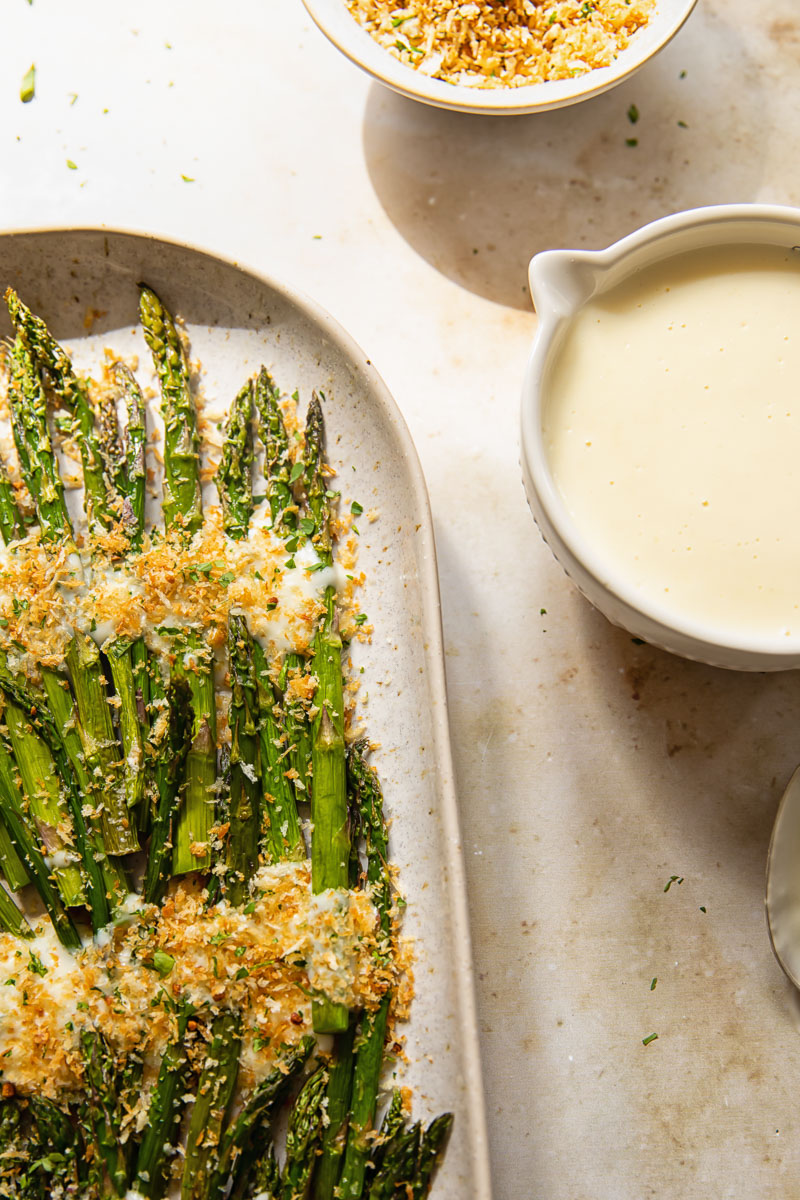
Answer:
[208,1037,315,1200]
[217,377,254,540]
[254,365,296,533]
[138,292,215,866]
[0,807,29,895]
[279,1065,327,1200]
[81,1029,136,1197]
[367,1123,421,1200]
[132,999,195,1199]
[171,631,215,875]
[0,457,27,547]
[112,361,147,548]
[0,733,82,949]
[5,325,75,546]
[312,1020,356,1200]
[0,652,113,930]
[94,381,126,508]
[106,637,146,815]
[0,880,32,939]
[41,666,129,907]
[3,698,84,907]
[6,288,109,532]
[305,395,349,1035]
[143,676,192,905]
[412,1114,453,1198]
[181,1011,242,1200]
[139,284,203,536]
[225,616,260,904]
[321,743,393,1200]
[253,640,304,864]
[65,632,140,857]
[254,368,313,795]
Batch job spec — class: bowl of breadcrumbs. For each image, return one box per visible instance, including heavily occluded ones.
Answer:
[302,0,697,114]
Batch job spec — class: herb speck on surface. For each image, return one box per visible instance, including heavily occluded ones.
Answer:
[642,1032,658,1046]
[627,103,639,124]
[20,64,35,103]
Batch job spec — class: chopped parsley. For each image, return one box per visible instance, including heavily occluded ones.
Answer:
[642,1032,658,1046]
[27,951,47,977]
[20,64,35,104]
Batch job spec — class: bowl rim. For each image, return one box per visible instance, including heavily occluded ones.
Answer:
[520,202,800,668]
[301,0,698,116]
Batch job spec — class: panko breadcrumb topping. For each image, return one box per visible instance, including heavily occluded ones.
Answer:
[0,506,337,676]
[345,0,655,89]
[0,862,396,1099]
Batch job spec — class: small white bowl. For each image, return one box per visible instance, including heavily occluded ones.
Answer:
[302,0,697,116]
[520,204,800,672]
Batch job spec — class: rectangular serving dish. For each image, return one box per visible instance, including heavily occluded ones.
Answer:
[0,226,492,1199]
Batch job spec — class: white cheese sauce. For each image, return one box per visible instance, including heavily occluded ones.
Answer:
[543,243,800,642]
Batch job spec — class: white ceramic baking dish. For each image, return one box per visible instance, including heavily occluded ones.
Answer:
[0,227,492,1199]
[520,203,800,672]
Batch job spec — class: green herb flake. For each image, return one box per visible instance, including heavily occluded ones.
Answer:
[153,949,175,978]
[625,138,638,148]
[66,158,78,170]
[218,571,235,587]
[289,462,305,484]
[627,103,640,124]
[20,64,35,104]
[354,613,368,626]
[663,875,683,892]
[642,1032,658,1046]
[700,905,707,912]
[677,120,688,128]
[69,93,78,106]
[181,174,195,182]
[351,501,363,516]
[299,518,316,536]
[27,951,47,977]
[540,608,547,616]
[650,977,657,991]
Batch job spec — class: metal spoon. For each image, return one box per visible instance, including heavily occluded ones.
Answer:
[766,765,800,988]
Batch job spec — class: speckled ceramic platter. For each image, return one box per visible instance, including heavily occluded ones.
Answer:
[0,227,491,1199]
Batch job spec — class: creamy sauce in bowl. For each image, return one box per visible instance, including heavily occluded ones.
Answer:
[542,243,800,647]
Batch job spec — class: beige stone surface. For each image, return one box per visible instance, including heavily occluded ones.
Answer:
[3,1,800,1195]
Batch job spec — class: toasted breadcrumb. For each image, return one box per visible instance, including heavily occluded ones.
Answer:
[346,0,654,88]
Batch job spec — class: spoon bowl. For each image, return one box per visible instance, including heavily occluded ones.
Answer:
[766,766,800,988]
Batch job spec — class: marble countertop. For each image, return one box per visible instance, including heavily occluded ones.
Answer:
[3,2,800,1196]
